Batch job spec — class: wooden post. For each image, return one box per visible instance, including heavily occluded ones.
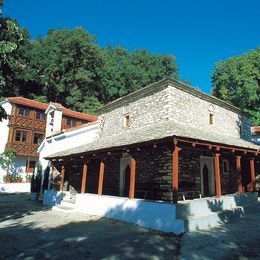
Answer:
[214,153,221,198]
[81,162,88,193]
[26,157,30,182]
[172,147,181,203]
[98,161,105,195]
[129,158,136,199]
[49,164,55,190]
[59,164,65,191]
[236,156,243,193]
[249,158,256,192]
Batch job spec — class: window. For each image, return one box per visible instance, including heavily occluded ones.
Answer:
[18,108,30,117]
[222,159,229,174]
[26,160,36,173]
[124,115,130,128]
[209,113,215,125]
[35,111,46,120]
[33,133,44,145]
[15,130,27,142]
[66,118,76,127]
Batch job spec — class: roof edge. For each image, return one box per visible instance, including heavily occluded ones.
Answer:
[96,78,244,115]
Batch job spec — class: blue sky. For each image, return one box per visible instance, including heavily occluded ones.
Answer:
[3,0,260,93]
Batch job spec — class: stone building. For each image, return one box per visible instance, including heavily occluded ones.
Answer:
[42,78,259,233]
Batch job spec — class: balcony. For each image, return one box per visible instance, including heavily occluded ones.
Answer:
[8,115,46,131]
[5,142,39,157]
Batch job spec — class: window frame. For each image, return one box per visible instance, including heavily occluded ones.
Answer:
[15,129,28,143]
[18,108,30,118]
[33,132,44,145]
[222,159,230,174]
[124,115,130,128]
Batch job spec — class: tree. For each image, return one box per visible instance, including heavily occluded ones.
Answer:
[0,17,30,97]
[0,148,15,177]
[212,48,260,125]
[99,46,178,103]
[0,105,7,121]
[0,19,180,114]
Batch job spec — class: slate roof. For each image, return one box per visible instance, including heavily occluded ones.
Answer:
[46,120,259,159]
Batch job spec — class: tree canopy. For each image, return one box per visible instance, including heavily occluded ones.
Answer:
[0,18,179,114]
[212,48,260,125]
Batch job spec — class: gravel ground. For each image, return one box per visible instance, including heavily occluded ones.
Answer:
[0,193,180,259]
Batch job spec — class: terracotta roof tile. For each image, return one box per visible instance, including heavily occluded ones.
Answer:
[7,97,48,110]
[6,97,97,122]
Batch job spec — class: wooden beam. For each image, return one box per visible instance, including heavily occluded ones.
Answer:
[248,158,256,192]
[25,157,30,182]
[81,162,88,194]
[59,164,65,191]
[214,153,221,198]
[172,147,181,203]
[129,158,136,199]
[236,156,243,193]
[175,138,258,154]
[98,161,105,195]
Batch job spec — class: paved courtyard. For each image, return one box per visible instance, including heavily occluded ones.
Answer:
[0,193,259,260]
[0,194,180,259]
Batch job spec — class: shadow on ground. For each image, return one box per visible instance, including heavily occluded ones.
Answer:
[0,194,180,259]
[180,202,260,260]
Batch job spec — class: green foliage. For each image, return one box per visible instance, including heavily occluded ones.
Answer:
[0,148,15,176]
[0,18,30,97]
[212,48,260,125]
[0,19,179,114]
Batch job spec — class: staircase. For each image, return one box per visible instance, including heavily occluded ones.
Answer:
[176,192,258,232]
[52,193,77,212]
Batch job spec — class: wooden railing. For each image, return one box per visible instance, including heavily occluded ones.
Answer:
[5,142,39,157]
[8,115,46,130]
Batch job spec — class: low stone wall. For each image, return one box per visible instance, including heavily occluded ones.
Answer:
[75,193,184,234]
[0,183,30,193]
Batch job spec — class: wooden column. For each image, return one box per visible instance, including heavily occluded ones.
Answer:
[81,162,88,194]
[214,153,221,198]
[98,161,105,195]
[236,156,243,193]
[172,147,181,203]
[249,158,256,192]
[26,157,30,182]
[59,164,65,191]
[49,164,55,190]
[129,158,136,199]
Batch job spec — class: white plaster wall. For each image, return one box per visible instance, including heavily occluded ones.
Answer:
[0,101,12,153]
[0,183,30,193]
[39,122,100,173]
[43,190,70,206]
[75,193,184,234]
[45,109,63,137]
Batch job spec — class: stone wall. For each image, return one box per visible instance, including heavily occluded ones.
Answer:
[52,141,249,201]
[98,82,252,142]
[100,86,170,138]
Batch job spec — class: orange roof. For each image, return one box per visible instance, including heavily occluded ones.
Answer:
[6,97,97,122]
[7,97,48,111]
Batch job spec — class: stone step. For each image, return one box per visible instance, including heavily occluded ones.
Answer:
[176,193,257,219]
[183,206,245,232]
